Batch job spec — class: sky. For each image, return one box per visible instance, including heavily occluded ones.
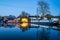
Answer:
[0,0,60,17]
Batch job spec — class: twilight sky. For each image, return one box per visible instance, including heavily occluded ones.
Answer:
[0,0,60,17]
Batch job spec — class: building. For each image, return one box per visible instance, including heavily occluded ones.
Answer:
[51,16,60,23]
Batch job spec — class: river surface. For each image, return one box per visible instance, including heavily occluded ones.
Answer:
[0,26,60,40]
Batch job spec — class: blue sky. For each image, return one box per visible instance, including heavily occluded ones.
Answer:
[0,0,60,17]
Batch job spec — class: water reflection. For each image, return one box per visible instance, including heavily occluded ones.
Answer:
[36,26,60,40]
[0,23,60,40]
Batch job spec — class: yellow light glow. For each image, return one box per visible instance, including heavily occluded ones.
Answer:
[20,23,28,28]
[21,18,28,22]
[20,18,29,28]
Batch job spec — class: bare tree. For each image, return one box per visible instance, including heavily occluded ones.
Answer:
[38,0,50,19]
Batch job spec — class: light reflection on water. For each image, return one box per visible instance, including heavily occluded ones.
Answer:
[0,26,60,40]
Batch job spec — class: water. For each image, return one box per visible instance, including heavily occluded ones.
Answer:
[0,26,60,40]
[0,20,60,40]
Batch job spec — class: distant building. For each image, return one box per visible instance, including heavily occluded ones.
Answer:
[3,15,17,23]
[51,16,60,23]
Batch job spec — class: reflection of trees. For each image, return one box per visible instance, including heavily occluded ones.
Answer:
[57,30,60,40]
[40,28,50,40]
